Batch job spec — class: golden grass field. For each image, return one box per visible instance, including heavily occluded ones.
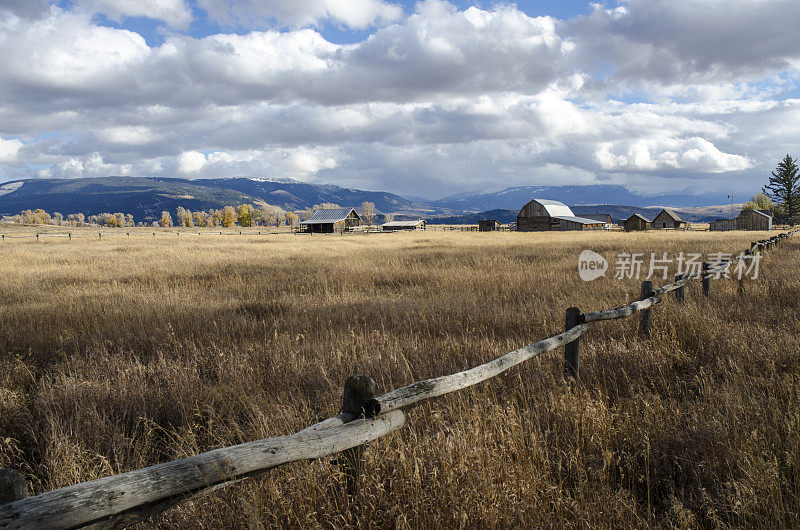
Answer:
[0,226,798,528]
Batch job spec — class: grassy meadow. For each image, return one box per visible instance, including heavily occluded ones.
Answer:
[0,227,798,528]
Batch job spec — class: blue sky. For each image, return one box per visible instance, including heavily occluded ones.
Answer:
[0,0,799,199]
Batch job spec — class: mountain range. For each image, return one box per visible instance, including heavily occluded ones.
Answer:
[0,176,742,223]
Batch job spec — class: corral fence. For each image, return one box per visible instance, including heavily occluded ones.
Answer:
[0,231,797,529]
[0,231,293,242]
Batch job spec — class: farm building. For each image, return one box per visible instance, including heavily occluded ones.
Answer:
[710,209,772,231]
[516,199,605,231]
[580,214,614,228]
[623,213,651,231]
[652,209,688,229]
[300,208,360,233]
[382,219,426,231]
[478,219,501,231]
[710,218,737,231]
[737,209,772,230]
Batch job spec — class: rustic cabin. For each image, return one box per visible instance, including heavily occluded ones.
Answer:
[737,209,772,230]
[382,219,426,231]
[579,214,614,228]
[516,199,605,231]
[478,219,501,232]
[652,209,687,229]
[300,208,360,233]
[710,218,737,231]
[623,213,651,231]
[710,209,772,231]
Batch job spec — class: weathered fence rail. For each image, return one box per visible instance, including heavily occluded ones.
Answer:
[0,230,796,529]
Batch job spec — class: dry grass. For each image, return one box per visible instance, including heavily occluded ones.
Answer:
[0,228,798,528]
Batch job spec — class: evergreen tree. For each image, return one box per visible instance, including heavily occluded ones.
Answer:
[763,155,799,224]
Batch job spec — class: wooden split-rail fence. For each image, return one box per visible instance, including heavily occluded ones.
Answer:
[0,231,290,242]
[0,230,797,529]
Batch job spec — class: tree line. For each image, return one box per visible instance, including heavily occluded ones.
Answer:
[2,201,388,228]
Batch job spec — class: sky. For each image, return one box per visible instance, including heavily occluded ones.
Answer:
[0,0,798,200]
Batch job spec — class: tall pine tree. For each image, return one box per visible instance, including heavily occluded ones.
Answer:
[763,155,799,224]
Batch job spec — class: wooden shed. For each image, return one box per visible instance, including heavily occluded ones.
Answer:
[710,218,736,231]
[736,209,772,230]
[516,199,605,231]
[580,214,614,228]
[300,208,360,233]
[653,209,687,229]
[478,219,501,232]
[710,210,772,231]
[623,213,651,231]
[382,219,426,231]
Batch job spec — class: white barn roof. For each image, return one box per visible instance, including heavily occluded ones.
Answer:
[534,199,575,217]
[300,208,357,224]
[382,220,425,227]
[554,216,605,225]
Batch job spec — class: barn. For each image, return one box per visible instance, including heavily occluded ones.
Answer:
[478,219,501,231]
[382,219,426,231]
[652,209,688,230]
[300,208,360,233]
[710,218,736,231]
[516,199,605,231]
[710,210,772,231]
[736,209,772,230]
[623,213,651,231]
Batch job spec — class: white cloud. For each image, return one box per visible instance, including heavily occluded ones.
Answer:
[0,1,799,198]
[76,0,192,29]
[198,0,403,29]
[177,151,207,174]
[0,137,23,162]
[569,0,800,94]
[594,137,751,173]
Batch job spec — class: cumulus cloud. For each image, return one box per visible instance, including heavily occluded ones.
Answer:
[0,138,23,162]
[198,0,403,29]
[568,0,800,94]
[594,137,751,172]
[77,0,192,29]
[0,1,798,198]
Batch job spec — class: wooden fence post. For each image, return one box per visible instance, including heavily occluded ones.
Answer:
[563,307,582,381]
[702,262,711,297]
[339,375,380,497]
[0,469,28,504]
[639,280,654,338]
[674,273,685,303]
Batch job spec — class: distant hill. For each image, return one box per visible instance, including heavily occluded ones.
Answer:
[433,185,731,211]
[0,177,736,223]
[191,177,418,212]
[0,176,421,222]
[0,177,262,222]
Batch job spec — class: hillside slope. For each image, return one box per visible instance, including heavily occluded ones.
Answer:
[0,177,261,221]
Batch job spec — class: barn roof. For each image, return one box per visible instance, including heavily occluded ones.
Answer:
[300,208,358,224]
[382,219,425,227]
[625,213,652,222]
[743,209,772,218]
[526,199,575,217]
[657,209,685,222]
[554,216,606,225]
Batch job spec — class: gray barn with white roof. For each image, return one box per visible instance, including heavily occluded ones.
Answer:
[516,199,605,231]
